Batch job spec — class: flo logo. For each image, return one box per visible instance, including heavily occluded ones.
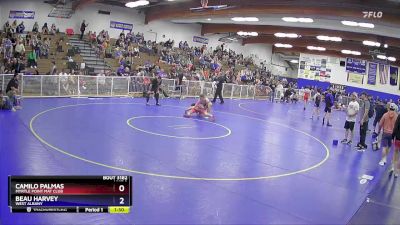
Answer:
[363,11,383,18]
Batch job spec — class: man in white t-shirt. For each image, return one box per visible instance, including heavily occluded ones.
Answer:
[341,93,360,145]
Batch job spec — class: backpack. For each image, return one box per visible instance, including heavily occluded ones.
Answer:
[368,101,374,118]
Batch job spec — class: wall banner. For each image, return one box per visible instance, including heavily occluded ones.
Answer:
[347,73,364,84]
[379,64,389,84]
[346,58,367,74]
[110,21,133,31]
[367,62,377,85]
[390,66,399,86]
[193,36,209,44]
[9,10,35,19]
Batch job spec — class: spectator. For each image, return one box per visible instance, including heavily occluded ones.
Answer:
[378,103,399,172]
[356,92,371,151]
[32,22,39,33]
[11,20,17,33]
[373,100,388,149]
[57,38,63,52]
[27,50,37,68]
[50,23,57,35]
[3,21,11,33]
[50,61,57,75]
[80,20,88,40]
[16,22,25,33]
[392,111,400,176]
[42,23,49,34]
[14,40,25,58]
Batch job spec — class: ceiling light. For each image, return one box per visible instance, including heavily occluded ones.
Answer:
[274,43,293,48]
[290,60,299,63]
[206,18,211,21]
[341,21,358,26]
[125,0,149,8]
[377,55,387,60]
[231,17,259,22]
[316,35,342,42]
[237,31,258,36]
[298,18,313,23]
[358,22,375,28]
[331,37,342,42]
[341,50,361,55]
[363,40,381,47]
[307,46,326,51]
[341,20,374,29]
[282,17,298,22]
[274,33,286,37]
[388,57,396,62]
[384,44,388,48]
[274,33,299,38]
[282,17,313,23]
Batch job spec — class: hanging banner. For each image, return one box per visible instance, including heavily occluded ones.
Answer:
[346,58,367,74]
[193,36,209,44]
[347,73,364,84]
[367,62,377,85]
[390,66,399,86]
[9,10,35,19]
[110,21,133,31]
[379,64,388,84]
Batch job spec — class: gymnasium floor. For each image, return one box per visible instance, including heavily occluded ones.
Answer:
[0,97,395,224]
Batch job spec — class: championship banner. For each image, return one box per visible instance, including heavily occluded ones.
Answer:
[346,58,367,74]
[367,62,377,85]
[347,73,364,84]
[9,10,35,19]
[110,21,133,31]
[193,36,209,44]
[379,64,389,84]
[390,66,399,86]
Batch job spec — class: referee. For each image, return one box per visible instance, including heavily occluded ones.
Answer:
[146,76,161,106]
[212,73,226,104]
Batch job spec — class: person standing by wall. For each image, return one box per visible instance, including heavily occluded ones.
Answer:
[378,104,398,175]
[392,111,400,177]
[373,100,388,149]
[310,88,321,120]
[341,93,359,145]
[80,20,88,40]
[322,89,334,127]
[356,92,371,151]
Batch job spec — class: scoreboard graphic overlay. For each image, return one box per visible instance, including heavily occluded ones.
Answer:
[8,176,132,213]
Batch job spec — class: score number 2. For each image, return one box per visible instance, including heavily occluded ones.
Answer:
[119,185,125,205]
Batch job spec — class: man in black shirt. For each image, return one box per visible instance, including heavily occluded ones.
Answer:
[146,76,161,106]
[80,20,88,40]
[6,73,21,109]
[212,73,226,104]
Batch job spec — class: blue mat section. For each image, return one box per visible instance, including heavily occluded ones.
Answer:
[0,97,391,224]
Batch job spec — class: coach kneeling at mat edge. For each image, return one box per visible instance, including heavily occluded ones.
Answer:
[6,73,22,110]
[0,89,13,111]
